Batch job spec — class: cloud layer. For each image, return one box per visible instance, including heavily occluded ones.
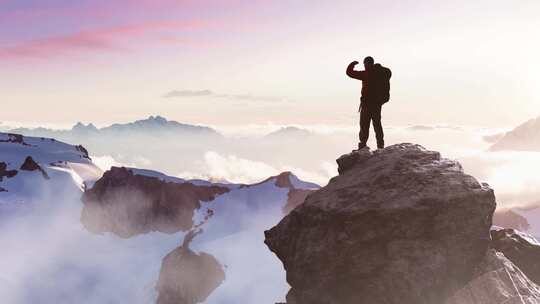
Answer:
[163,89,287,103]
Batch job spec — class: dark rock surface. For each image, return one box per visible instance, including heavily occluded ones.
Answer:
[81,167,229,238]
[0,133,24,144]
[265,143,496,304]
[0,162,18,181]
[75,144,90,159]
[446,249,540,303]
[156,229,225,304]
[335,147,371,174]
[19,156,50,179]
[491,228,540,286]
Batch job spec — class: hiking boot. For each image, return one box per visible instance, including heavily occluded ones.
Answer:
[377,142,384,149]
[358,142,367,150]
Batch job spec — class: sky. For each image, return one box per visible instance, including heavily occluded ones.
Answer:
[1,0,539,128]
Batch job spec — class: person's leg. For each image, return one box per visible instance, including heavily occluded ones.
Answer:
[371,103,384,149]
[358,103,370,149]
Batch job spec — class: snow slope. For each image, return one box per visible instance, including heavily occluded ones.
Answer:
[0,133,321,304]
[0,133,102,207]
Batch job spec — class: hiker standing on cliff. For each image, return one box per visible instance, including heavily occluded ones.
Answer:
[346,56,392,150]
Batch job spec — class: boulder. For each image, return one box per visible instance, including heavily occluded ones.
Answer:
[265,143,496,304]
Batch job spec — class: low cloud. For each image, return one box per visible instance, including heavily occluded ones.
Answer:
[163,90,214,98]
[178,151,333,185]
[163,89,286,102]
[217,94,285,102]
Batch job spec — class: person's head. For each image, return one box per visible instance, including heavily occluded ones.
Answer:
[363,56,374,70]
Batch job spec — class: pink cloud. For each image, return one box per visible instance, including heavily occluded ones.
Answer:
[0,19,208,61]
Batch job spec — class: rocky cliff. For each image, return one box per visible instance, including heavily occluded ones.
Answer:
[446,249,540,303]
[81,167,229,238]
[265,143,498,304]
[491,228,540,286]
[155,229,225,304]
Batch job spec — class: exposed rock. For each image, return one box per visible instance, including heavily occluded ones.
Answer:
[491,228,540,285]
[156,229,225,304]
[493,209,530,231]
[265,143,496,304]
[81,167,229,238]
[0,162,17,181]
[283,189,315,215]
[0,133,23,144]
[335,147,371,174]
[445,249,540,303]
[75,144,90,159]
[19,156,50,179]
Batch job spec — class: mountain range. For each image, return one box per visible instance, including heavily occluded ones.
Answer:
[0,132,318,303]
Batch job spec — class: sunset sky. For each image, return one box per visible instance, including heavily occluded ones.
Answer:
[1,0,539,128]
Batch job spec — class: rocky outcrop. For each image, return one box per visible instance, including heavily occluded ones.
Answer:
[81,167,229,238]
[0,162,17,181]
[19,156,50,179]
[75,144,90,159]
[335,147,371,174]
[265,144,496,304]
[0,133,24,144]
[446,249,540,303]
[156,229,225,304]
[491,228,540,286]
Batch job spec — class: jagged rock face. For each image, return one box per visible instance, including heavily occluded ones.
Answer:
[156,245,225,304]
[491,228,540,286]
[81,167,229,238]
[265,143,496,304]
[446,249,540,303]
[75,145,90,159]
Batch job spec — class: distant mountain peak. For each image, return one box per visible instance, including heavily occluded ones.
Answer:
[144,115,168,124]
[72,122,98,132]
[265,126,313,139]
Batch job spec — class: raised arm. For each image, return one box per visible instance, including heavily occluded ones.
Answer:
[346,61,366,80]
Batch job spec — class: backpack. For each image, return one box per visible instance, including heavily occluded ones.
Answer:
[374,64,392,104]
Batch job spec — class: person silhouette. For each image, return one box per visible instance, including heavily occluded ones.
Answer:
[346,56,392,150]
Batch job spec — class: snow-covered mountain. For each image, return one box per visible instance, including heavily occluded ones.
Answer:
[10,115,221,140]
[492,203,540,241]
[0,133,102,207]
[489,116,540,151]
[0,132,320,304]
